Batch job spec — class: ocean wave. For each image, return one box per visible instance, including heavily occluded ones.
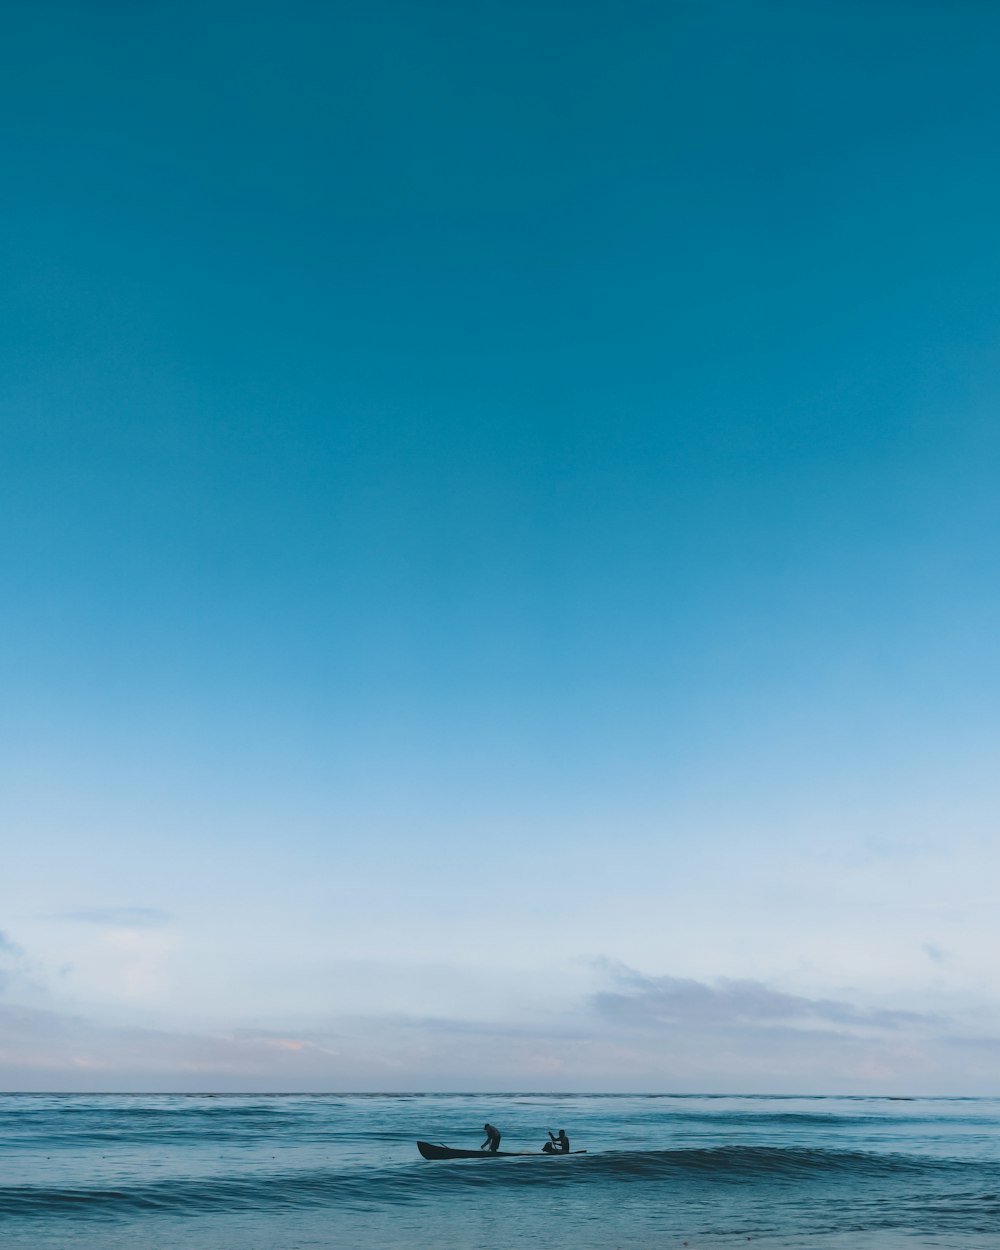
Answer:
[0,1166,417,1220]
[575,1144,948,1179]
[609,1113,1000,1141]
[0,1146,985,1221]
[420,1143,988,1191]
[0,1103,364,1149]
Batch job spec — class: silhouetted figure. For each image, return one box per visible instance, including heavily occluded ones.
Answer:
[542,1129,570,1153]
[481,1123,501,1152]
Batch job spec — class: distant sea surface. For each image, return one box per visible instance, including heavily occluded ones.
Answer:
[2,1093,999,1249]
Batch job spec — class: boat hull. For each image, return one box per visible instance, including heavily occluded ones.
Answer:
[417,1140,584,1160]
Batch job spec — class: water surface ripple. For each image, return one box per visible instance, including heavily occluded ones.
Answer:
[2,1093,999,1248]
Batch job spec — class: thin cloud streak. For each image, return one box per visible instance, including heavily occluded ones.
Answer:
[49,907,171,929]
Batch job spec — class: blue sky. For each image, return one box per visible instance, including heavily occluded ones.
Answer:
[3,0,1000,1092]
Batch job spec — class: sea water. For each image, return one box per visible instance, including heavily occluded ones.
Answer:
[2,1092,999,1249]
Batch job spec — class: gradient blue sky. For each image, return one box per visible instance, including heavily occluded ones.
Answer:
[3,0,1000,1092]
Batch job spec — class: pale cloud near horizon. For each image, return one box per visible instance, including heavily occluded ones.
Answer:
[1,944,996,1094]
[590,964,940,1034]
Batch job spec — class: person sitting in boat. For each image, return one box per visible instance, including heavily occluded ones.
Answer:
[542,1129,570,1153]
[481,1123,501,1152]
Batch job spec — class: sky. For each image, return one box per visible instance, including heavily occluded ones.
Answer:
[2,0,1000,1094]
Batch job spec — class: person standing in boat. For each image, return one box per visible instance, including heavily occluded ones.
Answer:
[481,1123,501,1152]
[542,1129,570,1153]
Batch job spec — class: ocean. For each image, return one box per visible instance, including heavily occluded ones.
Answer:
[2,1093,999,1249]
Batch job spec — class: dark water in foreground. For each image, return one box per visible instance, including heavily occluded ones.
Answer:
[2,1093,999,1249]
